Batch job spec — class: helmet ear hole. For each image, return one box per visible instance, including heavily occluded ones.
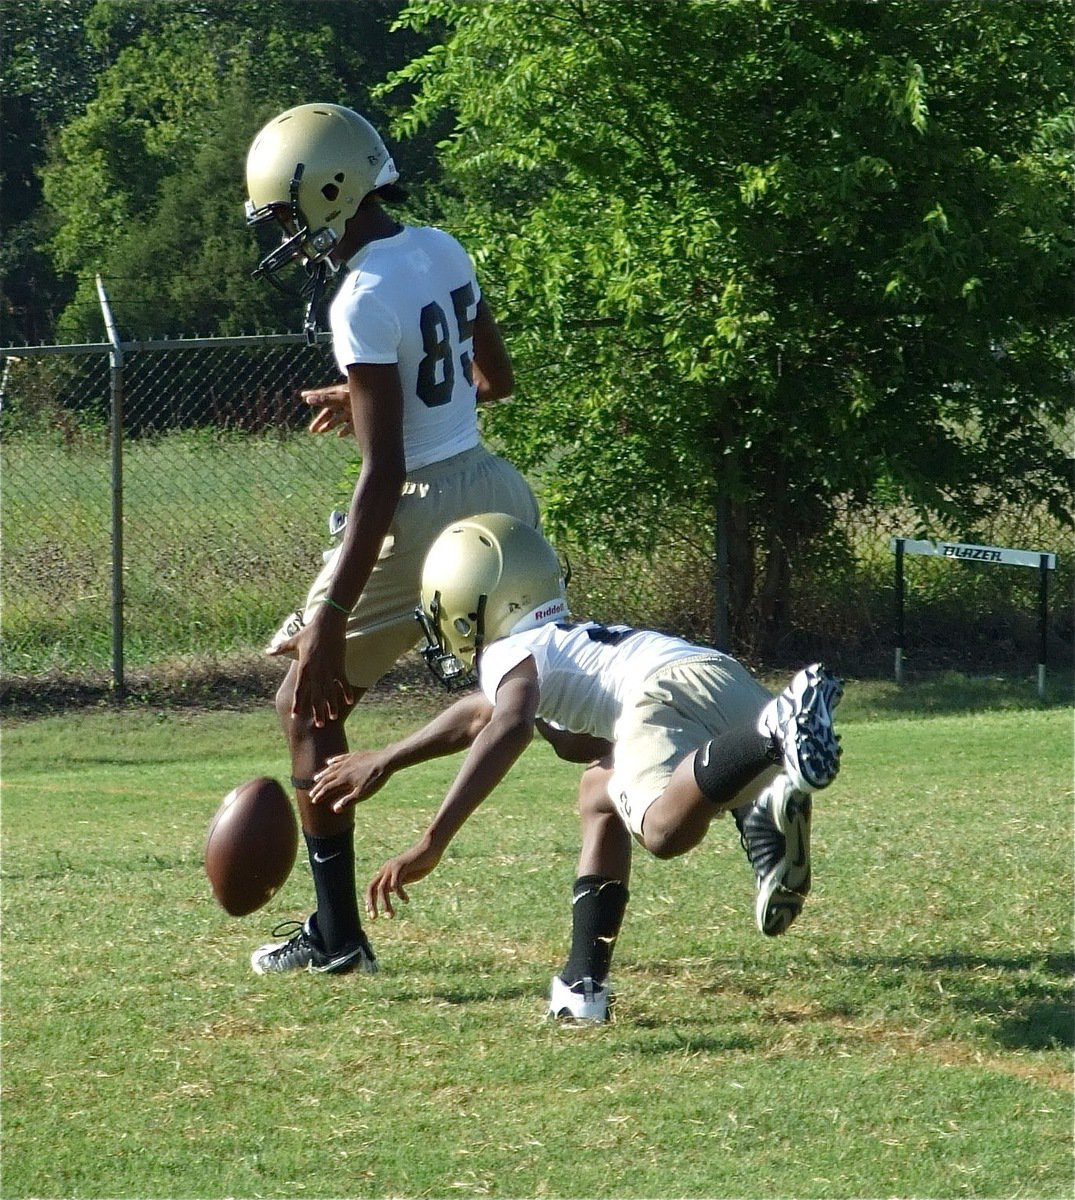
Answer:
[321,183,339,201]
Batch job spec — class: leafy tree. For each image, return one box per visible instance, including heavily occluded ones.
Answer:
[1,0,101,342]
[388,0,1073,648]
[36,0,437,340]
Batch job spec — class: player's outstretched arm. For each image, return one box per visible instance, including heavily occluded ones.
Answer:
[309,692,496,812]
[365,664,539,918]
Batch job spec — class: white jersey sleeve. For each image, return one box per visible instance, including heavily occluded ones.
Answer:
[477,637,537,703]
[329,289,400,365]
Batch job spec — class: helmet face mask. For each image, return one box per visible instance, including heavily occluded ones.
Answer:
[416,514,569,691]
[245,163,345,279]
[415,592,485,691]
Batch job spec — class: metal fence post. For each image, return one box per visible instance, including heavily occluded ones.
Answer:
[893,537,905,684]
[1038,553,1050,701]
[96,276,125,698]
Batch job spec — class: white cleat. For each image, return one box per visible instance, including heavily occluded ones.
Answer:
[737,774,812,937]
[547,975,611,1024]
[758,663,844,793]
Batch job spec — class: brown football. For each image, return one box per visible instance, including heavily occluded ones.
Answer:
[204,777,298,916]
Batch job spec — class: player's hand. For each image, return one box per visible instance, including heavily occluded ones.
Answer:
[365,841,443,919]
[266,617,354,727]
[303,382,352,437]
[310,751,391,812]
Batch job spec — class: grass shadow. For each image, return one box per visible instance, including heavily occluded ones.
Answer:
[842,951,1075,1051]
[617,1025,761,1055]
[836,671,1074,721]
[378,979,540,1007]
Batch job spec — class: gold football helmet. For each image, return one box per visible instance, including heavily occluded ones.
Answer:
[417,513,568,688]
[245,103,399,287]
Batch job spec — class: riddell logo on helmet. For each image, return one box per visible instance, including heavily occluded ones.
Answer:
[510,597,569,637]
[535,601,567,622]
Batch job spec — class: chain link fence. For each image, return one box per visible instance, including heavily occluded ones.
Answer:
[2,333,1069,702]
[1,333,356,694]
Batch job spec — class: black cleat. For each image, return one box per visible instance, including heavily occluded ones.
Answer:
[250,915,378,976]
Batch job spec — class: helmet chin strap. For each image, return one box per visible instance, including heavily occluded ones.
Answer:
[472,594,487,661]
[287,164,305,227]
[302,260,329,344]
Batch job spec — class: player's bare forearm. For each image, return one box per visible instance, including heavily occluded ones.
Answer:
[326,460,402,613]
[365,670,540,917]
[310,693,495,811]
[386,693,496,770]
[280,366,404,724]
[312,693,493,809]
[417,671,539,852]
[423,707,535,850]
[324,361,407,612]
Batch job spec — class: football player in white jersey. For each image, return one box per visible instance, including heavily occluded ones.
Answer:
[243,106,539,977]
[309,514,844,1023]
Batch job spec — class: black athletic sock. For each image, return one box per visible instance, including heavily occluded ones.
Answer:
[305,831,361,953]
[560,875,629,986]
[693,723,779,809]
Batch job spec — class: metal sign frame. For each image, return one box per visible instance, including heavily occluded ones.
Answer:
[891,538,1059,698]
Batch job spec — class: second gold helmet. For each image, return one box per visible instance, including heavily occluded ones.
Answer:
[417,514,568,685]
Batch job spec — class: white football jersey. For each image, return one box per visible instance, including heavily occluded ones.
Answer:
[330,226,483,470]
[478,621,710,739]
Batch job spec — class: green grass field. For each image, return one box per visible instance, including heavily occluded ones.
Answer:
[2,682,1072,1199]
